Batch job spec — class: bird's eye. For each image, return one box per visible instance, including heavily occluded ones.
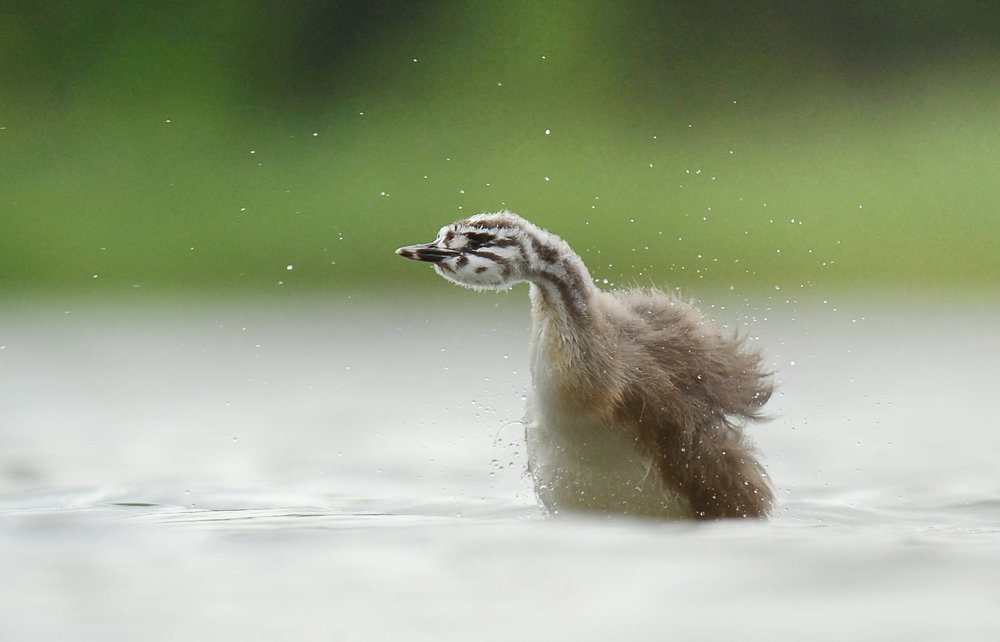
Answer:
[465,232,494,251]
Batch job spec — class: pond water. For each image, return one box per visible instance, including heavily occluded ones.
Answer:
[1,292,998,641]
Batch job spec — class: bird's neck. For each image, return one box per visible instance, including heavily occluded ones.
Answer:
[524,235,602,379]
[521,234,625,422]
[523,236,598,332]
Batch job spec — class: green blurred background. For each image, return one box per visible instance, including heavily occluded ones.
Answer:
[2,0,999,298]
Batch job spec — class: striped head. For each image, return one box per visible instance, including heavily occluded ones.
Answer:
[395,211,537,290]
[399,211,596,317]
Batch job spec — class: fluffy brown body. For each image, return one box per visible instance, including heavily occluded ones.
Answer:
[531,283,773,519]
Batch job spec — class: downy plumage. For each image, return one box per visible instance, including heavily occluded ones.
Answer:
[397,211,773,519]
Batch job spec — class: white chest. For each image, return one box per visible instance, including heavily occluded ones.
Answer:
[525,317,691,519]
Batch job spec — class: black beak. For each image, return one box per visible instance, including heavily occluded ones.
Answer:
[395,243,459,263]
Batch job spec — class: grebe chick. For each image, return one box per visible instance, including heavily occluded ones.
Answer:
[396,211,773,519]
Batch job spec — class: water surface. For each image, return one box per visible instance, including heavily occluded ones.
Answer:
[1,293,998,641]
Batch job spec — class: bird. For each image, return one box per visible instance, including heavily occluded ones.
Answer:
[396,211,773,519]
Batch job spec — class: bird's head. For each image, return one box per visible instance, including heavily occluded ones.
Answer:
[396,212,533,291]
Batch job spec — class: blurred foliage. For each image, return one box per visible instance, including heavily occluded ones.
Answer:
[2,0,999,298]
